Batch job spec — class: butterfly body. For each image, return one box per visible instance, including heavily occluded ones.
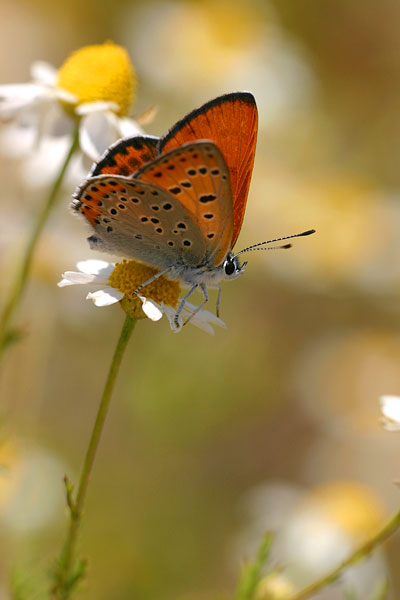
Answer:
[73,92,258,325]
[166,252,243,287]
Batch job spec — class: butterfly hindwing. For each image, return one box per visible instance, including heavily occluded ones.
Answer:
[134,141,234,266]
[73,175,207,268]
[90,136,159,177]
[158,92,258,246]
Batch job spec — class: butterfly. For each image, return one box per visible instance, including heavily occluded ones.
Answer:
[73,92,314,327]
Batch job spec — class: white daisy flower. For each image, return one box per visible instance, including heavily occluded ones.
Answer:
[58,259,226,335]
[379,395,400,431]
[0,42,150,170]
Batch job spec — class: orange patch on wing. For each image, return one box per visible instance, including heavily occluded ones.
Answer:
[91,137,158,177]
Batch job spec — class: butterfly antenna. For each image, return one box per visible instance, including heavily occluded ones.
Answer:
[233,229,315,258]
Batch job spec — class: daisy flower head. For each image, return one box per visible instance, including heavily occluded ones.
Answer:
[58,259,226,335]
[379,395,400,431]
[0,42,153,167]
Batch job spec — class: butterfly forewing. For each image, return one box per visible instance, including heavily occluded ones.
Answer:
[73,175,207,268]
[134,141,234,266]
[90,136,159,177]
[158,92,257,246]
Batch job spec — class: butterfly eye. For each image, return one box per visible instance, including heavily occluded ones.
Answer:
[224,259,236,276]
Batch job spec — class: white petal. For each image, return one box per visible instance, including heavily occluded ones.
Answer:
[58,271,101,287]
[0,98,36,119]
[117,117,144,137]
[161,301,226,334]
[181,308,215,335]
[53,87,78,104]
[30,61,57,86]
[185,314,215,335]
[0,83,45,101]
[76,101,119,116]
[79,111,119,161]
[184,301,227,328]
[139,296,163,321]
[86,287,123,306]
[380,395,400,431]
[76,259,114,277]
[0,84,46,119]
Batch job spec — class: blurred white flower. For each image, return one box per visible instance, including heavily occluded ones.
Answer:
[236,481,387,599]
[58,259,226,335]
[380,395,400,431]
[0,43,146,186]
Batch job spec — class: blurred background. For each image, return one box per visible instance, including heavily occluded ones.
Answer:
[1,0,400,598]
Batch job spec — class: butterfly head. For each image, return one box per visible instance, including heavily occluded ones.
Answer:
[222,252,247,281]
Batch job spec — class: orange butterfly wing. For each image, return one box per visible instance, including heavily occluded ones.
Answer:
[135,141,234,266]
[91,136,159,176]
[158,92,258,247]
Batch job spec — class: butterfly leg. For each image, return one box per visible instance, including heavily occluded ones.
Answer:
[132,266,173,297]
[174,284,199,328]
[216,285,222,318]
[181,283,210,327]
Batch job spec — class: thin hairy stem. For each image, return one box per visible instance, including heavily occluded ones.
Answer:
[0,124,80,360]
[50,314,137,599]
[287,506,400,600]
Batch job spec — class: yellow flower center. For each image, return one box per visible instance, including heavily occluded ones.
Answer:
[56,42,136,116]
[109,260,181,312]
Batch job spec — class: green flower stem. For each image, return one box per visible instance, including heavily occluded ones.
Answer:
[51,314,137,599]
[0,124,80,360]
[287,506,400,600]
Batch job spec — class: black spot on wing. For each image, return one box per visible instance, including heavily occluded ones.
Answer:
[199,194,216,203]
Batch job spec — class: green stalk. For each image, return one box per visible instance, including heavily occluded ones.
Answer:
[0,124,80,359]
[287,506,400,600]
[51,314,137,599]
